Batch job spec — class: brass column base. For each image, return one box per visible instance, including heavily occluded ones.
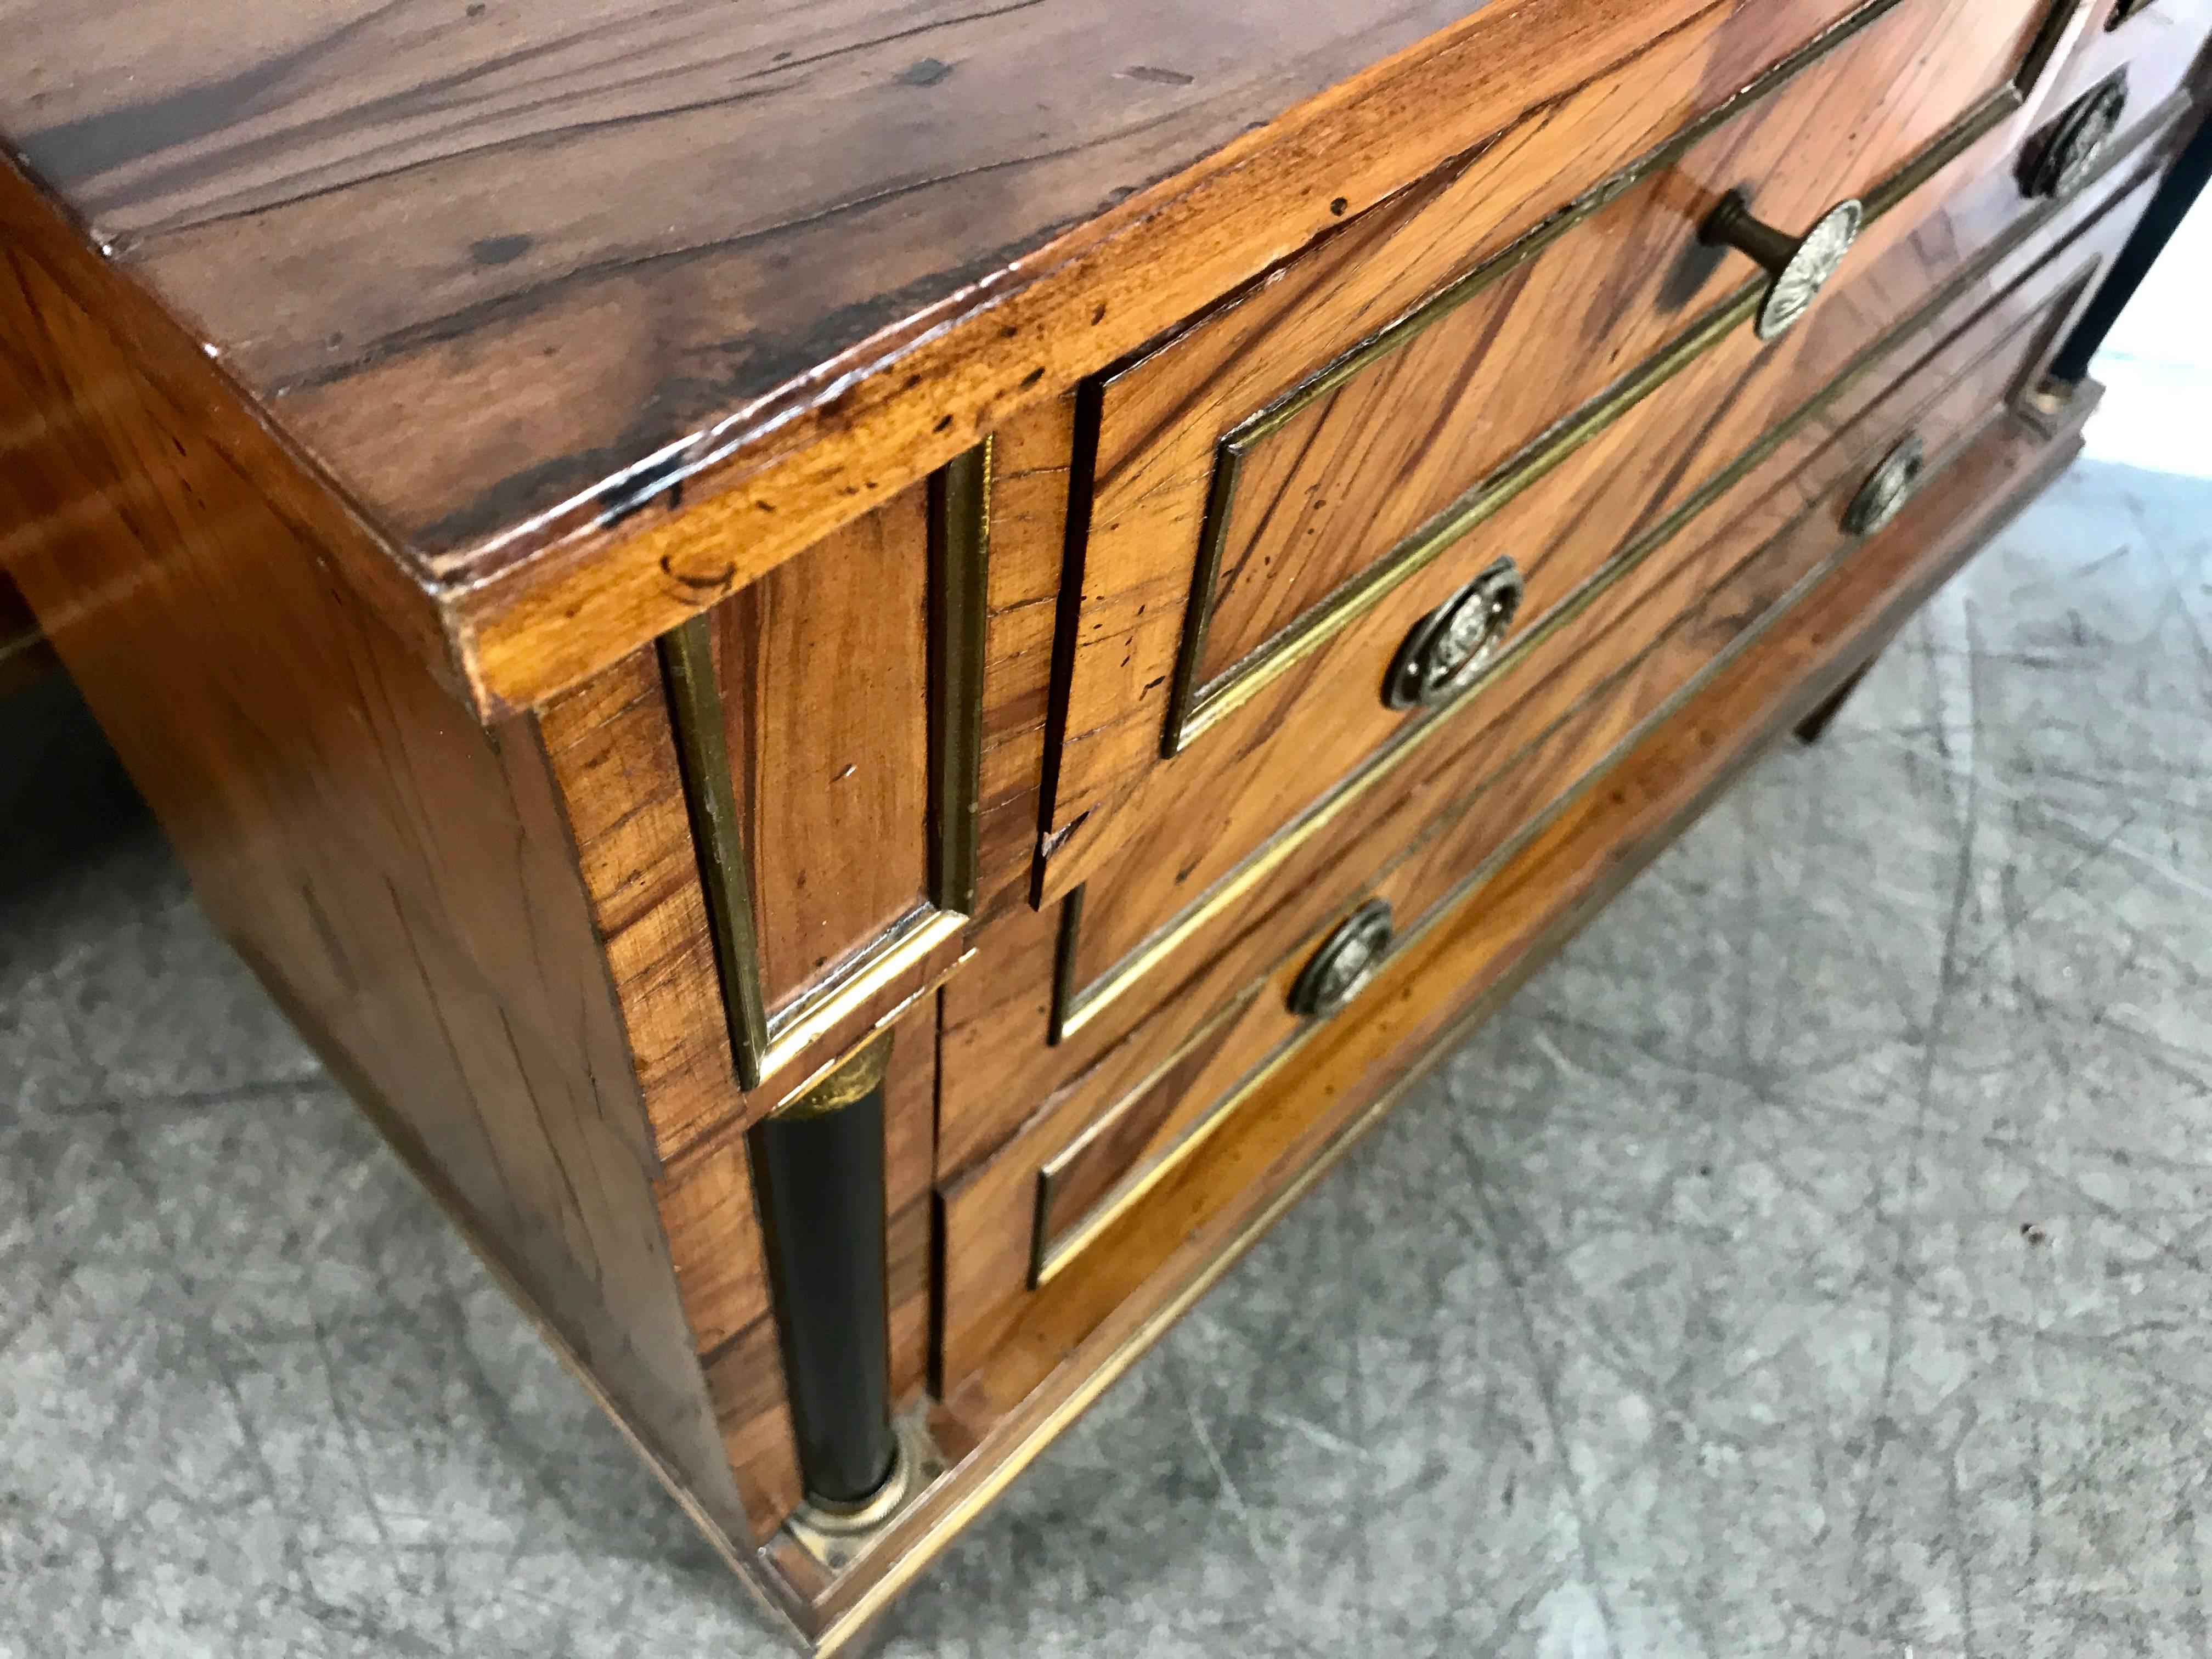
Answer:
[785,1413,946,1575]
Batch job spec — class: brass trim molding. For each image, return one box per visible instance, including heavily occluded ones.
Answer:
[1150,0,2079,759]
[763,906,969,1079]
[658,614,773,1090]
[773,1029,896,1121]
[929,439,993,914]
[1043,397,2019,1287]
[1047,81,2182,1048]
[1030,984,1263,1282]
[657,443,992,1092]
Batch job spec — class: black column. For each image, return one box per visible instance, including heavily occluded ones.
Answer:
[749,1035,897,1510]
[2051,108,2212,383]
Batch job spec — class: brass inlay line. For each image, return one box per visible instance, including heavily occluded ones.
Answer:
[930,438,993,914]
[760,905,969,1082]
[1042,400,2014,1285]
[1045,885,1085,1046]
[1177,283,1759,749]
[658,614,772,1091]
[1052,82,2177,1047]
[658,439,995,1092]
[775,1030,896,1122]
[1158,0,2078,756]
[1029,983,1264,1283]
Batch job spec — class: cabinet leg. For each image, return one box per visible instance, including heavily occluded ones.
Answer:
[1793,663,1872,746]
[750,1033,898,1511]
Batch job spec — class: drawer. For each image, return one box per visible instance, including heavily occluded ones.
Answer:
[939,157,2162,1388]
[1035,0,2083,907]
[1037,88,2189,1064]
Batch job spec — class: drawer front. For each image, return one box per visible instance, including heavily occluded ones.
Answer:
[939,156,2163,1388]
[1035,0,2081,906]
[1040,81,2194,1066]
[1042,89,2188,1062]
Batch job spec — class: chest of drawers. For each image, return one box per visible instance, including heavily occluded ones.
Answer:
[1,1,2203,1648]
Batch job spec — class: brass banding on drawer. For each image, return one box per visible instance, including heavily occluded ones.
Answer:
[1031,0,2092,938]
[1157,38,2047,766]
[1031,291,2077,1291]
[989,176,2166,1325]
[1147,0,2075,766]
[1045,91,2183,1054]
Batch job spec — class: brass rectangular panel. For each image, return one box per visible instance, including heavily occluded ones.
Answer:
[1159,0,2075,758]
[1045,80,2188,1051]
[1030,228,2106,1283]
[655,449,994,1096]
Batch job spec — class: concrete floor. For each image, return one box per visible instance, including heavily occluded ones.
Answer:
[7,302,2212,1656]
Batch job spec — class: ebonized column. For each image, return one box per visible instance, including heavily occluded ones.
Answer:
[749,1034,898,1511]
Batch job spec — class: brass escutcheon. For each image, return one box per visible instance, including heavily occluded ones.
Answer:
[1289,900,1396,1020]
[1844,433,1927,538]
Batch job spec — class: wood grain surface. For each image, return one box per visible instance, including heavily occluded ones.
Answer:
[540,648,752,1163]
[711,488,934,1013]
[936,213,2121,1385]
[924,128,2117,1174]
[1032,80,2183,987]
[1034,0,2092,907]
[952,408,2093,1430]
[0,230,762,1548]
[8,0,2103,716]
[1178,0,2035,701]
[806,365,2108,1655]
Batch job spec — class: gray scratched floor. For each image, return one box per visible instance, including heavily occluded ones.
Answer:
[7,390,2212,1655]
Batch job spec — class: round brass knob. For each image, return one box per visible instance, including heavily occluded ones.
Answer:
[1701,192,1864,342]
[2025,76,2128,200]
[1844,433,1926,537]
[1289,899,1394,1020]
[1384,557,1525,710]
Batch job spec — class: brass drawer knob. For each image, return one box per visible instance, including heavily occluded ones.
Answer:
[2025,76,2128,200]
[1702,192,1864,342]
[1844,433,1926,537]
[1384,556,1526,710]
[1289,899,1394,1020]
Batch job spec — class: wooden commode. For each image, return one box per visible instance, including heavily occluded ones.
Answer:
[1,1,2204,1647]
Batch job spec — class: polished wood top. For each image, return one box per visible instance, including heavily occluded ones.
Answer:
[0,2,1489,639]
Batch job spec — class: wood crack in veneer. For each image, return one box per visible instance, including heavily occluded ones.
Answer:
[1,0,2204,1650]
